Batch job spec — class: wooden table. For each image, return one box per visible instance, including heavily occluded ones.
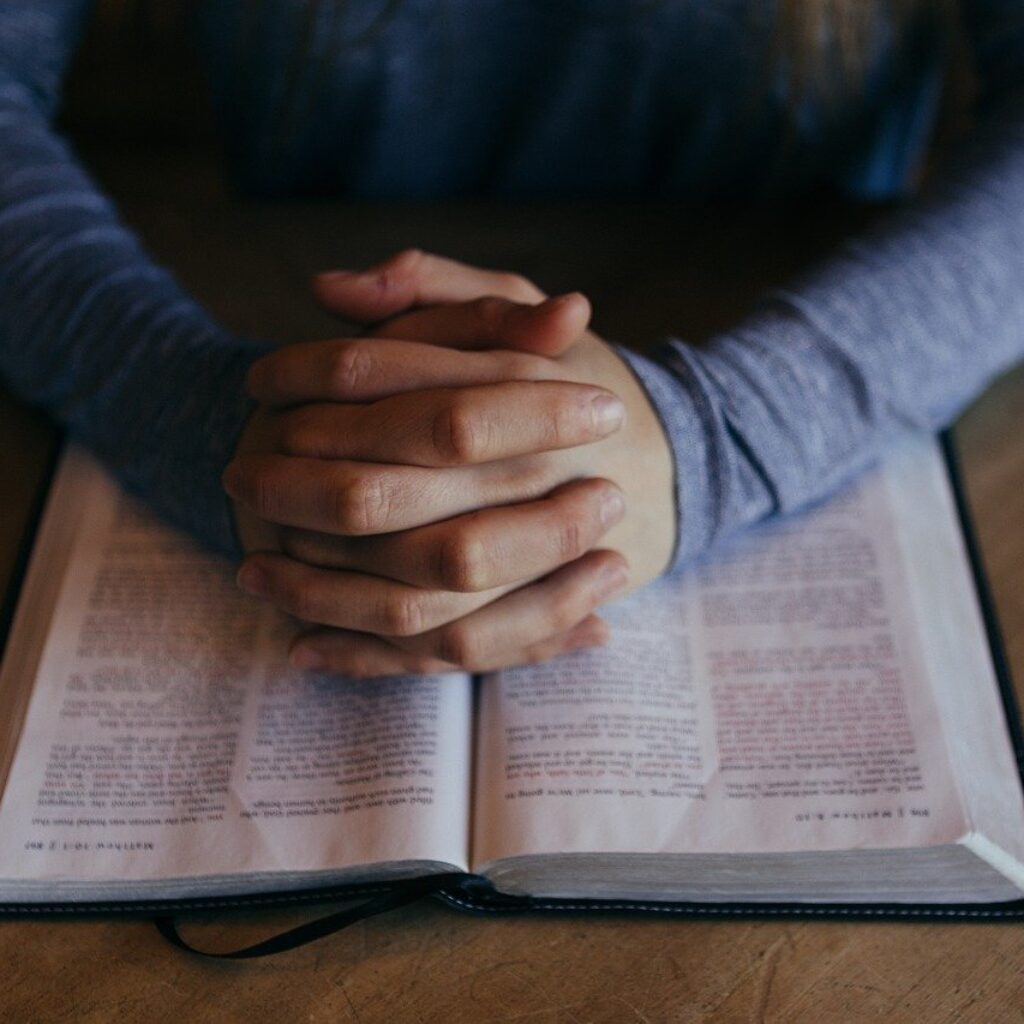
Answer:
[2,158,1024,1022]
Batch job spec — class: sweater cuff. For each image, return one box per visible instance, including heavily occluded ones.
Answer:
[614,342,721,573]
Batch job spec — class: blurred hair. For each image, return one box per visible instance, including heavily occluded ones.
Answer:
[101,0,959,94]
[774,0,960,108]
[95,0,967,150]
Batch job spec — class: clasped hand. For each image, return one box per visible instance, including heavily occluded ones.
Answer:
[223,250,675,676]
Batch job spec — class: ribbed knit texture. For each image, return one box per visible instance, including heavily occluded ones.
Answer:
[2,1,1023,566]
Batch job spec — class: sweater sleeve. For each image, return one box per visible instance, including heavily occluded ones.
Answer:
[619,0,1024,570]
[0,0,269,559]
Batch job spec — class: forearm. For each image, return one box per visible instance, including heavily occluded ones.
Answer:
[624,85,1024,569]
[1,4,268,557]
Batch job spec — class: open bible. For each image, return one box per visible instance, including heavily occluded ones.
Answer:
[1,433,1024,916]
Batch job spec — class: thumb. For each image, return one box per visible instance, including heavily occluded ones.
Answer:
[364,293,592,358]
[311,248,546,323]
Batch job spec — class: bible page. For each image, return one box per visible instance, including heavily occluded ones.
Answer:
[471,436,983,872]
[0,449,472,901]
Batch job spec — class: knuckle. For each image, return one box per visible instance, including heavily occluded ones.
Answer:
[554,515,586,563]
[379,590,427,637]
[330,471,391,534]
[437,530,489,592]
[329,342,375,395]
[433,398,486,464]
[243,465,278,517]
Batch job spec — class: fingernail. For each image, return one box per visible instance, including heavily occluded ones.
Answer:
[599,488,626,529]
[236,563,268,597]
[549,291,585,308]
[533,293,581,319]
[290,645,325,671]
[515,294,582,328]
[315,269,354,283]
[565,620,609,653]
[590,394,625,435]
[594,560,629,601]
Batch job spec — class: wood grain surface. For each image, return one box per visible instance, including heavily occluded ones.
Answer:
[1,158,1023,1022]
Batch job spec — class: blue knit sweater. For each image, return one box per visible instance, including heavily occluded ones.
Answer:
[2,1,1023,568]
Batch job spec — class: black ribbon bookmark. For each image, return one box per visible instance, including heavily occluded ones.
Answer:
[154,874,460,959]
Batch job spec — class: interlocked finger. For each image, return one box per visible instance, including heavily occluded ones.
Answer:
[278,478,626,592]
[381,549,629,671]
[289,615,610,678]
[312,248,547,323]
[271,382,624,465]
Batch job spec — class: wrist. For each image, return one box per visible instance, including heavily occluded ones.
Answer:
[613,340,710,574]
[567,335,676,588]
